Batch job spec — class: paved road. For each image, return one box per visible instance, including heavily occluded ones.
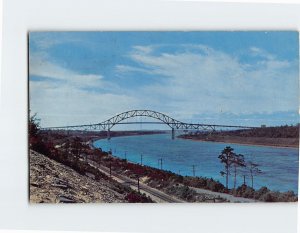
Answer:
[191,187,259,203]
[87,159,185,203]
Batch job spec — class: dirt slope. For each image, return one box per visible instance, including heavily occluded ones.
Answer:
[29,150,126,203]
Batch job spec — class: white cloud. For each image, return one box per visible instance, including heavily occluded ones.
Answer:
[29,53,140,127]
[117,44,298,120]
[30,79,139,127]
[29,52,104,88]
[115,64,152,74]
[29,32,81,50]
[249,46,275,60]
[132,45,153,54]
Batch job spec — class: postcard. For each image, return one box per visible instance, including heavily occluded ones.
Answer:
[29,31,299,203]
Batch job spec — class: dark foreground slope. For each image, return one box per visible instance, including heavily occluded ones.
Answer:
[30,150,152,203]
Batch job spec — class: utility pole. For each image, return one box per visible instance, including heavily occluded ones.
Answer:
[243,175,246,185]
[124,151,127,160]
[158,158,163,169]
[140,154,143,165]
[192,165,196,177]
[159,158,163,170]
[137,175,140,193]
[109,162,112,178]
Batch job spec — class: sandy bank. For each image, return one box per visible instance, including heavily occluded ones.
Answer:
[179,135,299,149]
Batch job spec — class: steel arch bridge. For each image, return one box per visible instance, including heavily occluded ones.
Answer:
[42,109,257,139]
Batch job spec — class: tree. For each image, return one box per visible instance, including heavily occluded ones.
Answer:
[72,136,83,158]
[29,113,52,155]
[248,161,262,189]
[232,153,246,189]
[29,113,40,142]
[218,146,236,189]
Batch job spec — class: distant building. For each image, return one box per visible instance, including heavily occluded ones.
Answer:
[261,124,266,128]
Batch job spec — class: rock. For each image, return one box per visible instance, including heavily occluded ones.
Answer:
[57,195,76,203]
[51,183,69,190]
[31,182,40,188]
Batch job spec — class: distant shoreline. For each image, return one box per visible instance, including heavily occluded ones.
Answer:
[89,131,167,148]
[90,133,299,149]
[178,136,299,149]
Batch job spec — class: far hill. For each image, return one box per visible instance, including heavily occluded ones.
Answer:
[179,125,299,148]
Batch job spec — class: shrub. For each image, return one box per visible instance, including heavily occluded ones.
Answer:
[259,191,277,202]
[259,190,298,202]
[254,186,270,199]
[279,191,298,202]
[125,191,153,203]
[206,178,225,192]
[166,185,197,202]
[235,185,255,198]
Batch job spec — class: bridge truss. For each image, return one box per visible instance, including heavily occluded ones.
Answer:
[42,109,257,139]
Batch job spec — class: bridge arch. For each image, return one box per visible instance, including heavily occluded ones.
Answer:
[101,110,181,139]
[102,110,181,130]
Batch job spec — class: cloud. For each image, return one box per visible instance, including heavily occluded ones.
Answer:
[30,79,139,127]
[132,45,153,54]
[249,46,275,60]
[115,64,152,74]
[29,53,140,127]
[29,32,81,50]
[116,44,298,120]
[29,52,104,89]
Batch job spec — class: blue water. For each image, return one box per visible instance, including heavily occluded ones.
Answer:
[93,134,299,193]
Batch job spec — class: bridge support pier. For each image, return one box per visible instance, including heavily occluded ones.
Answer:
[171,128,175,140]
[107,129,111,140]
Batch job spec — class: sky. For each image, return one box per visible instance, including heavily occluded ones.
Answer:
[29,31,299,128]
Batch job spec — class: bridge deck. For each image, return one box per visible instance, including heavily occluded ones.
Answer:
[41,109,258,131]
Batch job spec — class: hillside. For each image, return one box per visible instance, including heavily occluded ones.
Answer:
[179,125,299,148]
[30,150,140,203]
[215,125,299,138]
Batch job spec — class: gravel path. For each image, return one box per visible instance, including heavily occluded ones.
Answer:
[190,187,258,203]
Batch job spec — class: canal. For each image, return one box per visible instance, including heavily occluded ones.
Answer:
[93,133,299,193]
